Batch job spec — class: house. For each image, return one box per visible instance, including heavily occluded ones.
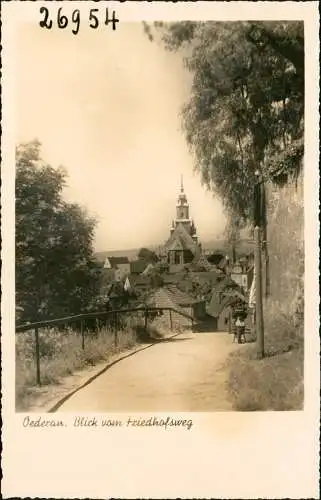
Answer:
[164,284,207,320]
[130,259,148,275]
[189,270,224,288]
[101,267,121,288]
[207,292,247,332]
[142,263,155,275]
[104,256,130,279]
[160,269,223,304]
[127,274,151,292]
[217,255,230,273]
[144,287,193,329]
[190,252,212,271]
[247,264,254,291]
[230,257,255,293]
[206,277,247,331]
[230,260,249,292]
[207,252,225,266]
[165,222,201,272]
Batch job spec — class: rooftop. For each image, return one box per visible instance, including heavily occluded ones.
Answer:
[107,256,130,267]
[145,288,188,316]
[165,284,200,306]
[165,223,199,254]
[130,260,148,274]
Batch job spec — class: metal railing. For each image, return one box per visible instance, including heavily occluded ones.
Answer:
[16,306,194,386]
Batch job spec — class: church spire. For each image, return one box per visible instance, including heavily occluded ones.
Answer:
[176,175,189,220]
[180,174,184,193]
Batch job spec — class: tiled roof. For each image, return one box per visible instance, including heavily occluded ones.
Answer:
[215,276,240,292]
[145,288,187,315]
[192,253,212,271]
[108,256,130,268]
[130,260,148,274]
[189,270,223,285]
[207,253,225,266]
[223,289,247,302]
[217,257,228,269]
[207,284,247,318]
[207,294,229,318]
[128,274,150,286]
[164,223,199,254]
[165,285,199,306]
[163,273,186,284]
[142,263,155,275]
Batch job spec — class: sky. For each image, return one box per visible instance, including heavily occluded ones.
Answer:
[15,22,226,252]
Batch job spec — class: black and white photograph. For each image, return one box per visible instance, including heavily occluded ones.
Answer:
[14,17,307,414]
[1,2,319,499]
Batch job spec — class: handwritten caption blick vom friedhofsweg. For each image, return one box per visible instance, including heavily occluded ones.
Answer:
[22,415,194,431]
[39,6,120,35]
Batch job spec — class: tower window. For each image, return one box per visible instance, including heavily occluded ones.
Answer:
[175,251,181,264]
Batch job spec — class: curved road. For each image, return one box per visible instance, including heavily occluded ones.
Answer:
[57,331,240,412]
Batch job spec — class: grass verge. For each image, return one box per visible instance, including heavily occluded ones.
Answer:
[15,318,171,411]
[226,303,304,411]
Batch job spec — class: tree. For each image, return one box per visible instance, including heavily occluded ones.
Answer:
[137,247,159,263]
[16,140,102,323]
[145,21,304,223]
[149,271,164,289]
[154,260,169,274]
[223,213,242,264]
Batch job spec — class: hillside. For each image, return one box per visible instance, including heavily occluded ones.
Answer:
[95,238,254,263]
[95,248,140,262]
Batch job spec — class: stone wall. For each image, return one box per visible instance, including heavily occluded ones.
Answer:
[265,172,304,317]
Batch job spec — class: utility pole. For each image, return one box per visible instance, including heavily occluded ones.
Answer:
[253,171,265,359]
[254,226,264,359]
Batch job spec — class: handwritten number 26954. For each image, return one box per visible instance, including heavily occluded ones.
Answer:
[39,7,118,34]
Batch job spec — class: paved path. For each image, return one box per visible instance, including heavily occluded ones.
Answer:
[57,331,240,412]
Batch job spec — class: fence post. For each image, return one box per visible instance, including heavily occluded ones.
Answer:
[169,309,173,331]
[34,327,41,386]
[114,312,118,347]
[81,320,85,350]
[144,309,148,331]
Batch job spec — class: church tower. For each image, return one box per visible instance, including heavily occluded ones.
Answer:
[164,176,202,269]
[176,176,189,221]
[174,176,198,241]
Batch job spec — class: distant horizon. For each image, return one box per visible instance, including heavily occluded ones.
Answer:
[94,236,227,254]
[94,236,254,259]
[94,235,227,254]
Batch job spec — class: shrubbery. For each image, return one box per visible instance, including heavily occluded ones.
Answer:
[15,311,179,411]
[16,140,102,323]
